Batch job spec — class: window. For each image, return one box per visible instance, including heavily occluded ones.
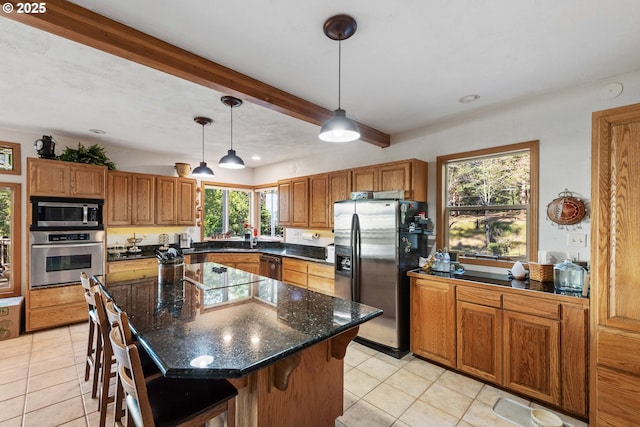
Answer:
[202,185,252,239]
[0,182,21,297]
[436,141,538,266]
[257,188,283,238]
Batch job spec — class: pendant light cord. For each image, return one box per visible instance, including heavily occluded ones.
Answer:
[201,123,205,161]
[338,39,342,109]
[230,105,234,150]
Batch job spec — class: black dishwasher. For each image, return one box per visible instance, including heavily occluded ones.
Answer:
[259,254,282,280]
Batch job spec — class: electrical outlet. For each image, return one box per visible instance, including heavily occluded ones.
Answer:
[567,233,587,247]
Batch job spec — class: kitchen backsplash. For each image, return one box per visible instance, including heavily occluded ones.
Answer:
[284,228,333,247]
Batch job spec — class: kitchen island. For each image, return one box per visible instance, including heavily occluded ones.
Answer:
[97,262,382,427]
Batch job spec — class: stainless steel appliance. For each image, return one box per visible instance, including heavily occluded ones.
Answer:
[260,254,282,280]
[31,196,103,229]
[29,230,105,288]
[334,199,428,357]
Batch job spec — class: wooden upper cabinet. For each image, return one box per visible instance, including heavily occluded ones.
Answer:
[378,159,428,201]
[278,180,292,226]
[309,173,329,228]
[352,167,378,192]
[155,176,178,225]
[28,157,106,198]
[70,164,107,198]
[176,178,196,225]
[328,170,351,227]
[107,171,132,225]
[291,177,309,227]
[131,173,155,225]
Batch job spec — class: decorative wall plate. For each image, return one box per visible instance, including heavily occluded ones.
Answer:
[546,190,587,225]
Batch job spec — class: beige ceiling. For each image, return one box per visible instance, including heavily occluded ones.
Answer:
[1,0,640,168]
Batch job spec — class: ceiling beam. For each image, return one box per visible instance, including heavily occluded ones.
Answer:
[4,1,390,148]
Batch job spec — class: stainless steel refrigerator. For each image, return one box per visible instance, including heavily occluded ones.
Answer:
[334,199,428,358]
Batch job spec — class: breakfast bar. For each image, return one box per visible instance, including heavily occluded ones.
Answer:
[97,262,382,427]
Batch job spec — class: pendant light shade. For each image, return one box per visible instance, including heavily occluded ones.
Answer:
[319,14,360,143]
[191,116,214,177]
[219,96,245,169]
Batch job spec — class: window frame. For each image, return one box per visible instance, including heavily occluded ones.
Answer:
[0,182,22,297]
[200,181,254,240]
[436,140,539,268]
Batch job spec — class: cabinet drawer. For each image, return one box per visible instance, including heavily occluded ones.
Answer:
[307,262,334,279]
[283,258,308,273]
[308,275,334,296]
[503,294,560,320]
[108,258,157,273]
[457,286,502,308]
[30,284,85,309]
[28,302,87,330]
[283,269,307,287]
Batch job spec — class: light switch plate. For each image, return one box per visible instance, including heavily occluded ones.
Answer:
[567,233,587,247]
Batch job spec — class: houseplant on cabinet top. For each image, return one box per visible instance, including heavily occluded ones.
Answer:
[57,142,117,170]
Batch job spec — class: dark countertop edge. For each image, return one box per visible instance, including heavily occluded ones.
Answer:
[147,312,382,380]
[407,269,589,302]
[108,247,334,265]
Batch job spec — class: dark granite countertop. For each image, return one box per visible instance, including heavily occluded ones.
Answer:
[97,262,381,379]
[408,269,589,299]
[107,242,333,265]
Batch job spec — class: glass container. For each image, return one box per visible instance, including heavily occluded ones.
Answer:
[553,259,585,293]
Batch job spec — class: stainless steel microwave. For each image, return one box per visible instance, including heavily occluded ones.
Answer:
[31,196,104,229]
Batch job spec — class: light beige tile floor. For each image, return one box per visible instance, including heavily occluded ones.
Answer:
[0,323,589,427]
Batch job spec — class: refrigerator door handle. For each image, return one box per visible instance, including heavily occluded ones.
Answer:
[352,213,361,302]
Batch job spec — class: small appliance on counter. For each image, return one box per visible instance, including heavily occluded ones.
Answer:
[177,232,191,249]
[325,243,335,264]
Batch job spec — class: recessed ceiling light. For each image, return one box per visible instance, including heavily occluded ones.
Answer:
[89,129,106,134]
[458,94,480,104]
[251,155,261,161]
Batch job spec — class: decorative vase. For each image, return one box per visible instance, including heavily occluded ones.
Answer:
[175,162,191,177]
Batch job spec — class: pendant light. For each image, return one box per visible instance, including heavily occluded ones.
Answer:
[319,14,361,143]
[219,96,245,169]
[191,116,214,177]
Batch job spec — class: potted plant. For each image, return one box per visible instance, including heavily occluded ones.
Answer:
[57,142,117,170]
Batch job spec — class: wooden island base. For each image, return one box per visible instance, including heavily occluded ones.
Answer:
[233,327,358,427]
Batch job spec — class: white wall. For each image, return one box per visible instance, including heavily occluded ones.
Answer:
[254,70,640,262]
[2,69,640,289]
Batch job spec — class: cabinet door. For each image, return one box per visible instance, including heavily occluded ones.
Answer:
[328,170,351,228]
[156,176,177,225]
[70,164,106,198]
[132,173,155,225]
[28,158,69,196]
[561,304,588,417]
[410,278,456,367]
[352,167,377,192]
[503,310,560,405]
[457,301,502,384]
[176,178,196,225]
[235,262,259,274]
[291,177,309,227]
[107,171,132,225]
[309,174,329,228]
[591,103,640,425]
[307,262,335,296]
[278,180,292,226]
[378,161,411,196]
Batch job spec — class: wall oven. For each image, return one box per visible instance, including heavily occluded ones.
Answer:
[29,230,104,289]
[31,196,103,230]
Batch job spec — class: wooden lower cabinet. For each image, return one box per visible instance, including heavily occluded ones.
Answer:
[503,310,560,405]
[409,273,588,418]
[457,301,502,384]
[283,258,335,296]
[410,278,456,367]
[206,253,260,274]
[27,284,87,331]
